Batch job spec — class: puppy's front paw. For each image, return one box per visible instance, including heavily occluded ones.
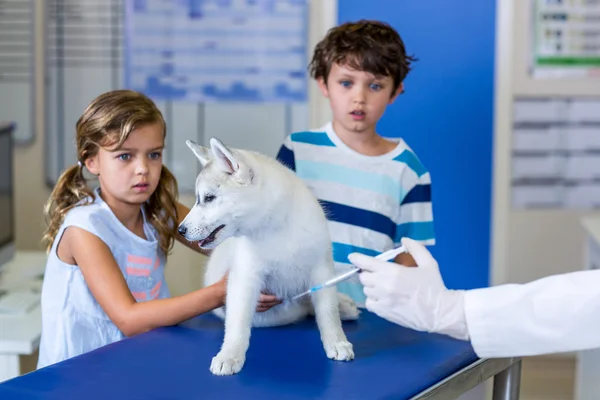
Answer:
[210,350,246,375]
[324,339,354,361]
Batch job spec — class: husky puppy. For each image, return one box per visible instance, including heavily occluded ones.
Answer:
[178,138,358,375]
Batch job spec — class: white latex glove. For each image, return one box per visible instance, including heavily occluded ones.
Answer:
[348,237,470,341]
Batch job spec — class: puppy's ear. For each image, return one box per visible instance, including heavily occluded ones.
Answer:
[209,138,253,184]
[186,140,210,167]
[209,138,239,174]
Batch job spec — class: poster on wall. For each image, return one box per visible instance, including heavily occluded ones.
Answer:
[512,97,600,209]
[531,0,600,79]
[123,0,308,103]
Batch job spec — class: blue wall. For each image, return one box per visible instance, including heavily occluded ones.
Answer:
[338,0,496,290]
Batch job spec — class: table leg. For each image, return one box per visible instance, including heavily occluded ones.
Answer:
[492,359,522,400]
[0,353,20,383]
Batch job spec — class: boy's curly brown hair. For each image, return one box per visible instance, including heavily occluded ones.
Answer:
[309,20,417,94]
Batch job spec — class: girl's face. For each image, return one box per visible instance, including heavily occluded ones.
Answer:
[85,122,165,208]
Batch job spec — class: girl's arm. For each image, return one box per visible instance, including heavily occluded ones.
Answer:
[174,201,212,256]
[66,227,278,336]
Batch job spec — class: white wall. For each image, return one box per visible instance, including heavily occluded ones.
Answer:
[13,0,339,374]
[17,0,595,336]
[15,0,337,296]
[20,0,592,323]
[13,0,589,392]
[492,0,600,287]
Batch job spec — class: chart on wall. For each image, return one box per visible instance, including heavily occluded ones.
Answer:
[0,0,37,144]
[44,0,309,192]
[512,97,600,209]
[531,0,600,79]
[123,0,308,102]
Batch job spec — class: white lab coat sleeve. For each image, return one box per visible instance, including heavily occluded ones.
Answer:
[464,269,600,358]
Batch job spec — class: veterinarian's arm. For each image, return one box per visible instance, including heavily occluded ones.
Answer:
[68,227,225,336]
[175,202,212,256]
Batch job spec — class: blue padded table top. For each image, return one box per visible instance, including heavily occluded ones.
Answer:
[0,311,479,399]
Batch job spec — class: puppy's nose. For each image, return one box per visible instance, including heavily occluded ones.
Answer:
[177,225,187,236]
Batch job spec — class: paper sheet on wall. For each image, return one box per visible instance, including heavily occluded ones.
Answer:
[512,97,600,209]
[531,0,600,79]
[123,0,308,102]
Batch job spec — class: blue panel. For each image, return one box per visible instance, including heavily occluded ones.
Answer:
[338,0,495,290]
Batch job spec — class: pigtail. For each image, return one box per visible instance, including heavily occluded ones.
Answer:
[146,165,179,256]
[42,164,94,253]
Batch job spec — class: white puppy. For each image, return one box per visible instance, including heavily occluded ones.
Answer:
[178,138,358,375]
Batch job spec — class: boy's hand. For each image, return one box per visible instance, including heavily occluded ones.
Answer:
[216,272,282,312]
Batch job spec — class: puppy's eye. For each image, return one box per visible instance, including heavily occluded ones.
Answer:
[204,194,216,203]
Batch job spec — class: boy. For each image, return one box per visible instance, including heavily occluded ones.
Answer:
[276,20,435,306]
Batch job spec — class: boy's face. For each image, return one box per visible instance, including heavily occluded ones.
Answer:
[85,122,165,207]
[318,63,402,136]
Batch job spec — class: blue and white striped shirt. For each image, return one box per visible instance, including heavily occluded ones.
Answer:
[276,122,435,306]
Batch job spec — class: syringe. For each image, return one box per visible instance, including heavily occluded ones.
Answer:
[291,245,407,301]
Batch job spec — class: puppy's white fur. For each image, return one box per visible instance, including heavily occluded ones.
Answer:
[179,138,358,376]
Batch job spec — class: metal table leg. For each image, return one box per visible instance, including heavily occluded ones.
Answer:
[492,359,522,400]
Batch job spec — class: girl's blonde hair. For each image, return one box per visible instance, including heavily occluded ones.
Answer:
[42,90,179,256]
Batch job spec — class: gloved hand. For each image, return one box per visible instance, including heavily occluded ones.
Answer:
[348,237,470,341]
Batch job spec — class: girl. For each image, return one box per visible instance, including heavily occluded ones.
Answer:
[37,90,280,368]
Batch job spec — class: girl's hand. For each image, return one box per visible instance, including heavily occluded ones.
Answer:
[215,274,228,307]
[218,272,282,312]
[256,293,282,312]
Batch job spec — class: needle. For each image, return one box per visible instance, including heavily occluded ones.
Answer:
[291,245,407,301]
